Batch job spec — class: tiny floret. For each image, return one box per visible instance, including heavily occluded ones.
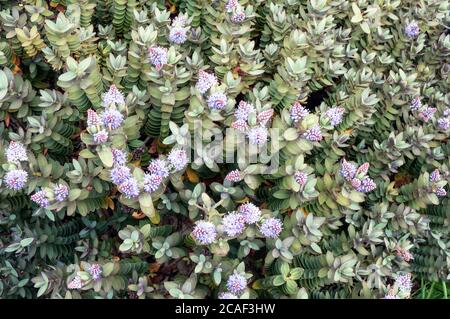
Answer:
[294,171,308,186]
[207,92,228,110]
[238,203,261,224]
[101,108,124,130]
[169,27,188,45]
[418,107,437,123]
[148,159,169,178]
[53,184,69,202]
[226,272,247,294]
[222,212,246,237]
[148,46,168,71]
[102,85,125,106]
[225,169,242,182]
[88,263,103,281]
[340,159,356,181]
[6,141,28,164]
[247,126,268,145]
[395,274,412,293]
[167,149,188,171]
[325,107,345,126]
[196,70,218,94]
[231,11,246,24]
[119,178,140,199]
[68,276,83,289]
[235,101,255,122]
[110,166,131,185]
[93,130,109,144]
[405,21,419,38]
[260,217,283,239]
[290,101,309,123]
[356,177,376,193]
[4,170,28,190]
[410,96,422,110]
[143,173,163,193]
[303,125,323,142]
[87,109,101,126]
[112,148,127,166]
[31,190,49,208]
[192,221,217,245]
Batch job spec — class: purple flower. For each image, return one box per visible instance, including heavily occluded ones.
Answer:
[418,107,437,123]
[356,162,370,176]
[191,221,217,245]
[395,274,412,292]
[340,159,356,181]
[169,27,187,44]
[231,11,246,24]
[87,109,101,126]
[148,159,169,178]
[143,173,163,193]
[68,276,83,289]
[31,190,49,208]
[225,0,238,12]
[101,108,124,130]
[119,178,140,199]
[430,169,441,182]
[235,101,255,122]
[4,169,28,190]
[226,272,247,294]
[351,178,362,189]
[434,187,447,197]
[247,126,268,145]
[167,149,188,171]
[148,46,168,71]
[238,203,261,224]
[404,21,419,38]
[257,109,274,126]
[222,212,246,237]
[172,14,187,27]
[88,263,102,281]
[6,141,28,164]
[325,107,345,126]
[438,117,450,130]
[290,101,309,123]
[396,247,413,262]
[110,165,131,185]
[294,171,308,186]
[196,70,218,94]
[225,169,242,182]
[303,125,323,142]
[53,184,69,202]
[260,217,283,239]
[93,130,109,144]
[112,148,127,166]
[102,85,125,106]
[443,108,450,117]
[410,96,422,110]
[207,92,228,110]
[218,292,238,299]
[231,119,248,132]
[356,177,376,193]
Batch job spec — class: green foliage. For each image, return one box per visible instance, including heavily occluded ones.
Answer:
[0,0,448,300]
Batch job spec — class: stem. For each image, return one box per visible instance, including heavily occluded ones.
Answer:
[421,277,425,299]
[443,280,448,299]
[426,282,435,299]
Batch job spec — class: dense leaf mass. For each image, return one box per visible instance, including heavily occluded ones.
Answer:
[0,0,449,299]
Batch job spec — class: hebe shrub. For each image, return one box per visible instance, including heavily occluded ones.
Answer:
[0,0,449,299]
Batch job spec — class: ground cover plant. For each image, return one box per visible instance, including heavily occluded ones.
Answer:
[0,0,449,299]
